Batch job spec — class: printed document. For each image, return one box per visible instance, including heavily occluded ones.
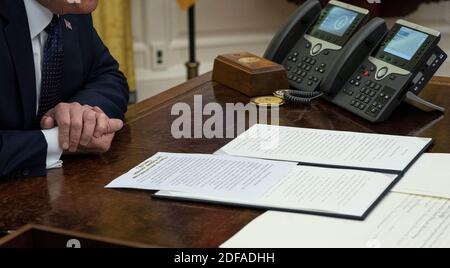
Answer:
[219,124,432,172]
[107,153,396,218]
[154,165,396,218]
[393,153,450,199]
[221,193,450,248]
[106,153,296,198]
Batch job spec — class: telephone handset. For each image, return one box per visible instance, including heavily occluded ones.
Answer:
[321,18,388,95]
[264,0,322,63]
[325,20,448,122]
[265,0,371,95]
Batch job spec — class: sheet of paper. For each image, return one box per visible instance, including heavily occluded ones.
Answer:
[106,153,296,198]
[219,124,432,172]
[155,166,397,218]
[393,153,450,199]
[221,193,450,248]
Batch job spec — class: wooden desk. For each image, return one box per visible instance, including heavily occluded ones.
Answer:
[1,73,450,247]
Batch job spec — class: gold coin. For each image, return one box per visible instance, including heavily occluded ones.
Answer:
[273,89,290,99]
[250,96,285,107]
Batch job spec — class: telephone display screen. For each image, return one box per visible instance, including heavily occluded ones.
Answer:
[318,6,358,37]
[384,27,428,61]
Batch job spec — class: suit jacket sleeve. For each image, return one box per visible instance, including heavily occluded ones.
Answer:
[69,15,129,120]
[0,131,47,179]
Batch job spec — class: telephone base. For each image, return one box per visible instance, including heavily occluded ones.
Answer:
[404,92,445,113]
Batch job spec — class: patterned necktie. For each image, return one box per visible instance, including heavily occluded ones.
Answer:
[37,15,64,119]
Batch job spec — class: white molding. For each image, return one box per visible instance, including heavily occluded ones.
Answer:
[136,62,214,101]
[133,41,150,69]
[168,33,274,50]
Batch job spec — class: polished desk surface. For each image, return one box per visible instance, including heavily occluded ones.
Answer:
[1,73,450,247]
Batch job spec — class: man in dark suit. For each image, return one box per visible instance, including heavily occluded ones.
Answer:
[0,0,129,179]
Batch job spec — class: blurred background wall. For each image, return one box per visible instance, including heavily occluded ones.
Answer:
[127,0,450,102]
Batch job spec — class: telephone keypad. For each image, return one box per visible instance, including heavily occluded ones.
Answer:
[372,101,384,110]
[343,89,354,96]
[347,77,388,117]
[286,53,327,87]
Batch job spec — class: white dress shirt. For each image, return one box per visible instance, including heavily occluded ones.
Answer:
[24,0,63,169]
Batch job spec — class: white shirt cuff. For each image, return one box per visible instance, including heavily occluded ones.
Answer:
[41,128,63,170]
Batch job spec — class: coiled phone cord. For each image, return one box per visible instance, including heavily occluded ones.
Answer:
[283,90,323,104]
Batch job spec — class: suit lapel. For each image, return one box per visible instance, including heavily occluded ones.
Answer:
[61,15,83,97]
[0,11,6,27]
[1,0,37,129]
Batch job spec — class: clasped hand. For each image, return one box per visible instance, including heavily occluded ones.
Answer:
[40,103,123,154]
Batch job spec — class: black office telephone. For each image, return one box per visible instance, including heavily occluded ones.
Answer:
[264,0,384,93]
[265,0,447,122]
[323,20,447,122]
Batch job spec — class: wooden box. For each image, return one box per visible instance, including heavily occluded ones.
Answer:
[0,225,153,248]
[212,52,289,97]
